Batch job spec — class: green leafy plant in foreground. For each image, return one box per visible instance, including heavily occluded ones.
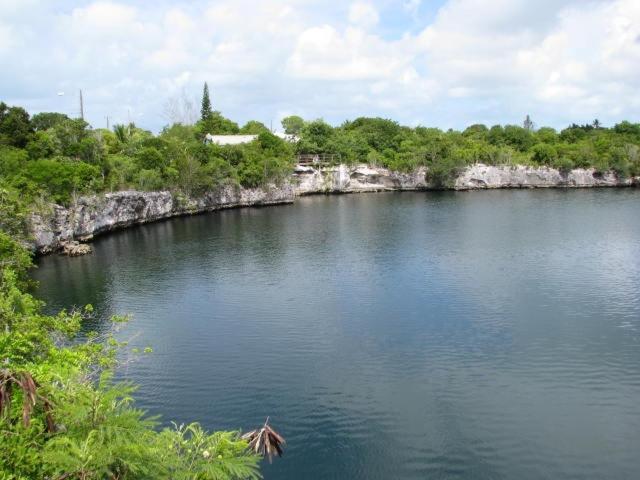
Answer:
[0,233,263,480]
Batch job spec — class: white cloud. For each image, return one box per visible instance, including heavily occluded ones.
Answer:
[403,0,421,17]
[287,25,410,80]
[348,2,379,29]
[0,0,639,131]
[0,23,14,52]
[413,0,640,124]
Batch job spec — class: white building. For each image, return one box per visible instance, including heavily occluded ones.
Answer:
[205,134,258,145]
[204,132,299,145]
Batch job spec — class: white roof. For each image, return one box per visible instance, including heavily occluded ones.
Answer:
[205,134,258,145]
[204,132,299,145]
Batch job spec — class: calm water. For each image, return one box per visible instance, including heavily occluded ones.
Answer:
[34,190,640,480]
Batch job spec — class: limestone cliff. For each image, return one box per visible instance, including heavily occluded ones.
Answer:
[453,164,634,190]
[29,164,637,254]
[292,164,429,193]
[30,185,294,253]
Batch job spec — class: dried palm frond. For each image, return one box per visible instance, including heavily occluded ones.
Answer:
[0,369,55,432]
[242,417,285,463]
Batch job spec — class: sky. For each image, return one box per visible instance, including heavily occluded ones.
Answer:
[1,0,640,132]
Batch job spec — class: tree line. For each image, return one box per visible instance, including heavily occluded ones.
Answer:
[2,86,640,205]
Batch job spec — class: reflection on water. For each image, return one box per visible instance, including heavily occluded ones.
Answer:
[35,189,640,480]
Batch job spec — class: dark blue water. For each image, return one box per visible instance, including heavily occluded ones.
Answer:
[34,190,640,479]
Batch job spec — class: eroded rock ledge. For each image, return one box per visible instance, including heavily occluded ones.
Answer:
[31,185,295,254]
[453,164,635,189]
[30,164,637,254]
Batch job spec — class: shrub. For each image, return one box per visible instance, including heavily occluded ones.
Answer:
[531,143,558,165]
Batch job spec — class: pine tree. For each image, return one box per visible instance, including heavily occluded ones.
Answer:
[523,114,535,132]
[201,82,213,121]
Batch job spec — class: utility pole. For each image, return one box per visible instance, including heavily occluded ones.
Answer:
[79,89,84,121]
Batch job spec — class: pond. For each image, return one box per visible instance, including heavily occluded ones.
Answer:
[34,189,640,479]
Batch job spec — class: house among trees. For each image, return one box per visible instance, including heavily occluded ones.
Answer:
[199,82,298,145]
[204,132,298,145]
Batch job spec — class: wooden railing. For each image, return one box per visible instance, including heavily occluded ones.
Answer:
[296,153,341,166]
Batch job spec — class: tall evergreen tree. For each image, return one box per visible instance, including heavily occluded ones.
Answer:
[201,82,213,121]
[523,114,535,132]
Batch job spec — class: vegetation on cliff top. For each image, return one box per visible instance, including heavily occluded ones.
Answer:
[2,85,640,205]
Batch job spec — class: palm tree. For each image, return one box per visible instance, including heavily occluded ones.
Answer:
[113,124,129,144]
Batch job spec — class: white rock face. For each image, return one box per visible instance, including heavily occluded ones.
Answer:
[292,164,428,194]
[31,185,295,253]
[454,164,634,190]
[28,164,636,254]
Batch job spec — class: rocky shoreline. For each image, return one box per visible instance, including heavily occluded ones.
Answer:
[30,164,638,254]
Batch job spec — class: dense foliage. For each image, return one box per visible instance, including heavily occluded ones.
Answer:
[0,101,294,205]
[0,189,262,479]
[2,96,639,204]
[291,117,640,186]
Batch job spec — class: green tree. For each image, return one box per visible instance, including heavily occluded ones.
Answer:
[201,82,213,122]
[463,124,488,139]
[536,127,558,144]
[487,125,505,145]
[298,119,334,153]
[135,147,167,171]
[31,112,70,131]
[197,113,240,135]
[0,102,33,148]
[26,131,59,159]
[531,143,558,165]
[113,124,131,144]
[523,114,535,132]
[503,125,534,152]
[0,146,29,178]
[342,117,403,152]
[281,116,305,135]
[240,121,270,135]
[22,158,103,204]
[613,121,640,137]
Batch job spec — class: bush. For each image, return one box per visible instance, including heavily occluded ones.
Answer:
[135,147,167,171]
[0,146,28,177]
[428,156,466,188]
[136,168,165,191]
[531,143,558,165]
[23,158,102,204]
[0,238,262,480]
[552,157,575,173]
